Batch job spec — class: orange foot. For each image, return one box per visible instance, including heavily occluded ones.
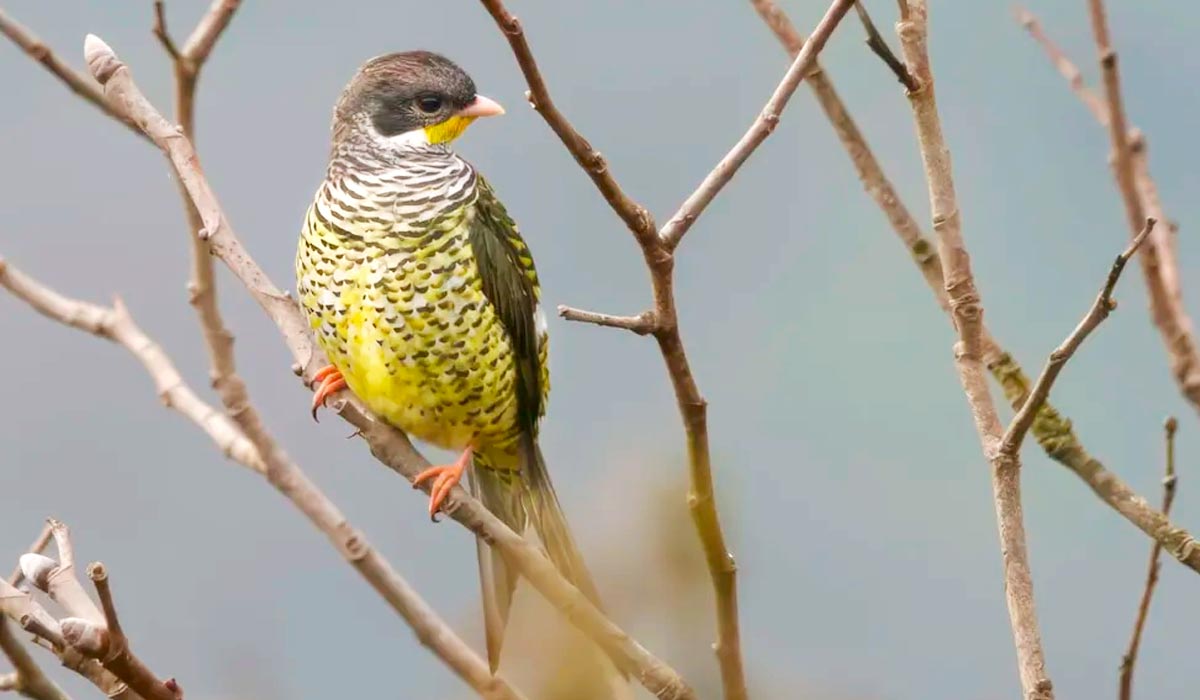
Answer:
[412,446,474,521]
[310,365,347,422]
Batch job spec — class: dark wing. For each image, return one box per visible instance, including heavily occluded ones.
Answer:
[468,176,543,434]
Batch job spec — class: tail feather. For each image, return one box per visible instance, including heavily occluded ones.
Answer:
[519,437,604,608]
[469,462,524,673]
[472,434,611,676]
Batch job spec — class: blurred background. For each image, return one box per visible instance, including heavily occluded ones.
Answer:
[3,1,1199,698]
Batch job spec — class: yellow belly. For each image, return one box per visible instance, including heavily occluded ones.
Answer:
[297,211,539,456]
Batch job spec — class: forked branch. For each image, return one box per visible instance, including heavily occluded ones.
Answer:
[1001,219,1155,455]
[897,2,1053,697]
[479,1,857,698]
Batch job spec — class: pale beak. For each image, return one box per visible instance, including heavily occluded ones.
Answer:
[456,94,506,118]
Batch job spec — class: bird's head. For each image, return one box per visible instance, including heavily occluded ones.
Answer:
[333,50,504,150]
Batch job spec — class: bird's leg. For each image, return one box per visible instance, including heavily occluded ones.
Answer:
[412,445,474,521]
[310,365,347,421]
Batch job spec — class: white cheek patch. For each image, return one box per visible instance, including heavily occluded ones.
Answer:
[381,128,430,149]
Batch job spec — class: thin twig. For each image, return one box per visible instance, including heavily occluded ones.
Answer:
[1119,416,1180,700]
[853,1,917,91]
[476,0,656,246]
[557,306,657,335]
[897,3,1053,698]
[659,0,856,251]
[0,9,145,141]
[76,563,175,700]
[0,259,264,473]
[150,2,182,62]
[1012,8,1108,125]
[1001,219,1155,455]
[78,35,691,698]
[0,259,528,700]
[750,0,1200,578]
[480,1,854,697]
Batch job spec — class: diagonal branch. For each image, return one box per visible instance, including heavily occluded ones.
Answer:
[1119,416,1180,700]
[1001,219,1154,455]
[659,0,856,250]
[749,0,1200,579]
[897,3,1053,698]
[853,1,917,91]
[0,260,529,700]
[480,1,857,699]
[0,9,146,141]
[78,35,691,698]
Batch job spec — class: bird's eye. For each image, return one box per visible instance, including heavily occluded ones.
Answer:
[417,95,442,114]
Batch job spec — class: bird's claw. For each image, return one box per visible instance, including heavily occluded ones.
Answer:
[310,365,347,421]
[411,447,473,520]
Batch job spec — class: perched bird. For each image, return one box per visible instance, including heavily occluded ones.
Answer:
[296,50,603,671]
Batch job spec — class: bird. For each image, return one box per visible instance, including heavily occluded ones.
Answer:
[296,50,604,672]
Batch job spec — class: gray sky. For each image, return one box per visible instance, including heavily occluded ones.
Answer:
[4,1,1200,698]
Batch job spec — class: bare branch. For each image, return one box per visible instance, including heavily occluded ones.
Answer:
[0,9,145,141]
[80,30,694,699]
[1118,416,1180,700]
[73,564,174,700]
[1087,0,1200,415]
[659,0,856,250]
[1012,8,1108,125]
[150,1,182,62]
[5,530,129,699]
[853,1,917,91]
[1001,219,1155,455]
[476,0,656,245]
[481,1,856,697]
[897,3,1053,698]
[1017,5,1200,418]
[749,0,1200,578]
[0,259,264,473]
[557,306,657,335]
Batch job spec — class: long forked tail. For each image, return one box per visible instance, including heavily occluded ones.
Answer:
[469,435,608,674]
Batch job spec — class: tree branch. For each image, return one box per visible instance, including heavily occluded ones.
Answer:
[480,1,855,697]
[78,35,690,698]
[1016,4,1200,418]
[659,0,857,250]
[0,8,145,141]
[1001,219,1154,455]
[750,0,1200,578]
[1119,416,1179,700]
[852,1,917,91]
[556,306,657,335]
[897,3,1053,698]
